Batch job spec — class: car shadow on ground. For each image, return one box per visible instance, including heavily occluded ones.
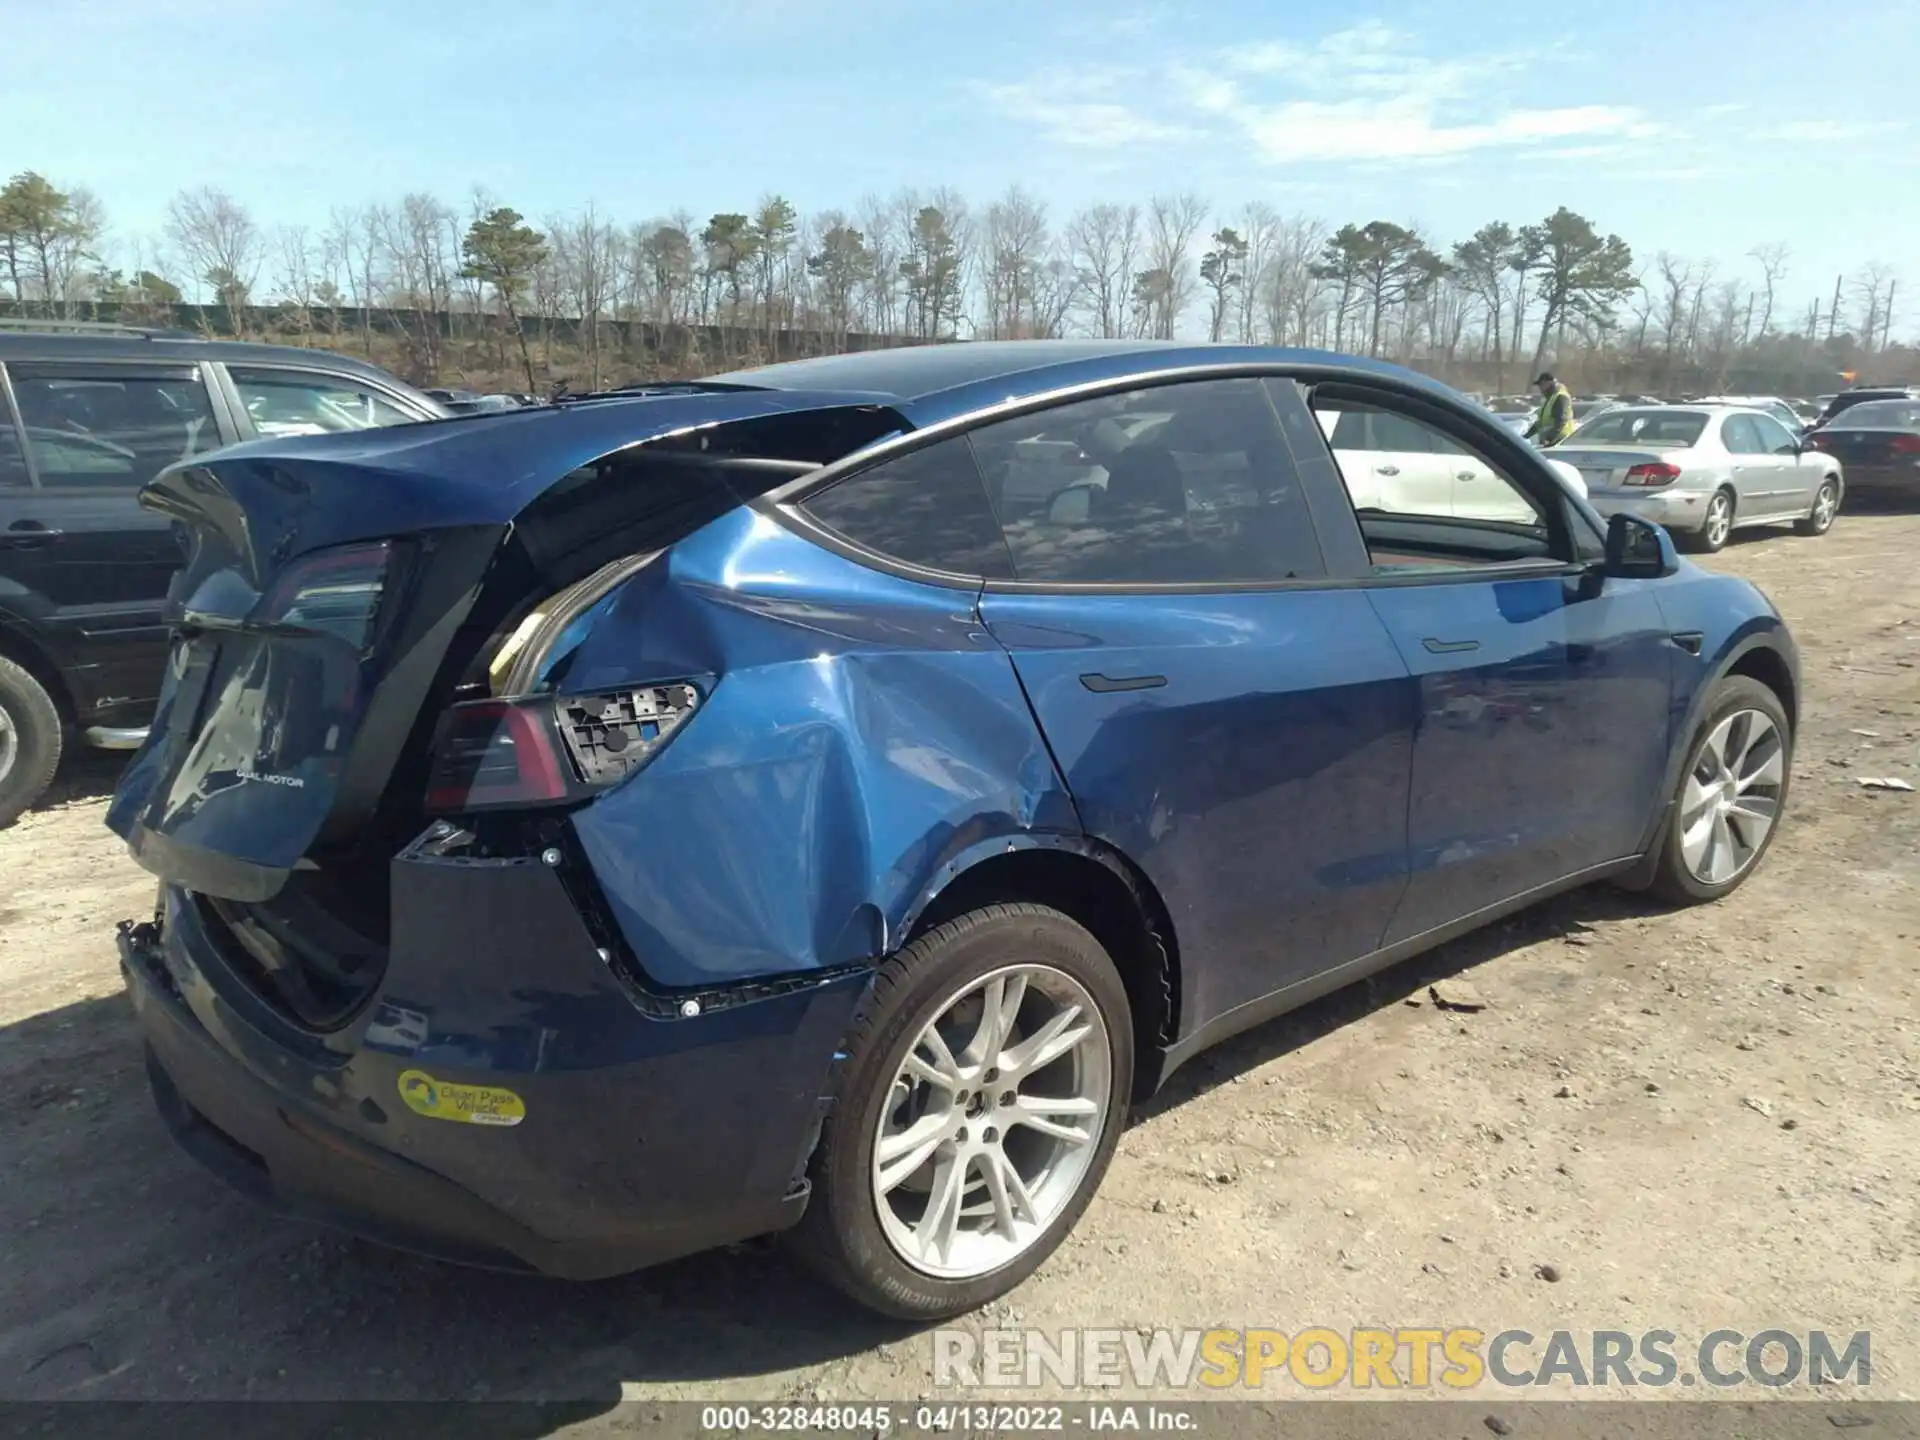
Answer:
[28,749,128,815]
[0,883,1668,1422]
[1140,882,1665,1119]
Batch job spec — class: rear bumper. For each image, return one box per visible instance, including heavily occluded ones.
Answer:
[1587,488,1710,532]
[1833,463,1920,500]
[118,872,868,1279]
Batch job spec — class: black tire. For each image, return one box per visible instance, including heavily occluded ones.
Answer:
[0,655,63,829]
[1682,488,1736,553]
[1646,675,1792,906]
[789,903,1133,1320]
[1794,476,1840,536]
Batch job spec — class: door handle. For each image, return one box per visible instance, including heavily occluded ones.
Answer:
[1080,673,1168,693]
[1,522,64,549]
[1421,637,1481,654]
[1374,465,1400,477]
[1455,471,1478,481]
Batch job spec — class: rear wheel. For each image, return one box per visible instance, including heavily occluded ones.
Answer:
[1795,477,1840,536]
[790,903,1132,1320]
[0,657,63,828]
[1647,675,1791,905]
[1685,488,1736,553]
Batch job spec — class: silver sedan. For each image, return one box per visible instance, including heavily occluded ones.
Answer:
[1553,405,1844,552]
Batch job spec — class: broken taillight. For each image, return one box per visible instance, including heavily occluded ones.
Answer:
[423,682,701,815]
[253,541,398,652]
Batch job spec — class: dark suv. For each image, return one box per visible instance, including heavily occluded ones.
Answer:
[0,322,448,824]
[1811,386,1920,429]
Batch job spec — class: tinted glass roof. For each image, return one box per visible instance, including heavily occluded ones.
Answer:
[715,340,1185,400]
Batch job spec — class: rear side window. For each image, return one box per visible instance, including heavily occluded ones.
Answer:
[801,435,1015,578]
[228,367,418,437]
[1720,415,1765,455]
[968,378,1326,585]
[10,369,220,491]
[1748,414,1800,454]
[0,418,27,489]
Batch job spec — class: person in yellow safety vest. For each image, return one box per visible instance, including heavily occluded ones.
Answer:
[1524,371,1576,446]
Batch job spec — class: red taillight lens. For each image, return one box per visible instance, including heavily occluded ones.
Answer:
[253,541,396,652]
[424,682,702,815]
[1623,463,1682,487]
[1806,432,1836,451]
[1891,434,1920,455]
[424,699,570,813]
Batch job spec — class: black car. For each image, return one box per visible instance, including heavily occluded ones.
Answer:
[1805,397,1920,500]
[0,322,448,824]
[1811,386,1920,429]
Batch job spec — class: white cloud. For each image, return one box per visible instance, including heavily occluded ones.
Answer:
[977,71,1201,149]
[1753,119,1906,141]
[984,20,1660,166]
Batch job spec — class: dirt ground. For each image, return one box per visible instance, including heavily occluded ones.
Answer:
[2,513,1916,1427]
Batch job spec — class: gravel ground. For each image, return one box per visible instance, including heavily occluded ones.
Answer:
[1,512,1915,1427]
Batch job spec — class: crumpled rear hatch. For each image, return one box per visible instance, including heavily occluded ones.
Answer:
[108,389,907,915]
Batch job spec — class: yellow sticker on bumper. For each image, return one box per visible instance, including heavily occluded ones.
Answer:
[397,1070,526,1127]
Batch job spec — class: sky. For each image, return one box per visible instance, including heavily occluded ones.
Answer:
[4,0,1915,332]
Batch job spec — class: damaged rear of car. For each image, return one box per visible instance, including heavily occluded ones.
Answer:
[110,385,1104,1306]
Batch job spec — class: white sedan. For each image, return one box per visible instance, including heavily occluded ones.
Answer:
[1317,407,1588,522]
[1554,405,1843,552]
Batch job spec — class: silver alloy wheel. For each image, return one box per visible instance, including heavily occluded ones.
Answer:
[1704,492,1734,548]
[1810,482,1839,531]
[0,701,16,785]
[872,963,1113,1280]
[1679,708,1785,884]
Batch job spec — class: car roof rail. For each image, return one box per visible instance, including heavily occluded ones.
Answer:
[0,316,201,340]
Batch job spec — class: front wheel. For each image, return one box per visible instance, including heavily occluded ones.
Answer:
[1646,675,1792,905]
[1795,477,1840,536]
[790,903,1133,1320]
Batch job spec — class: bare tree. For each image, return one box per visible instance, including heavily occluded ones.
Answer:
[1142,193,1208,339]
[1262,216,1330,346]
[1748,242,1789,339]
[1235,203,1281,344]
[980,186,1054,339]
[271,225,316,342]
[165,187,264,316]
[1852,262,1895,349]
[1703,279,1746,387]
[1653,252,1694,385]
[553,205,619,387]
[1064,203,1140,339]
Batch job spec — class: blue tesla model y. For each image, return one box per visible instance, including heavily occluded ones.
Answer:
[109,341,1798,1318]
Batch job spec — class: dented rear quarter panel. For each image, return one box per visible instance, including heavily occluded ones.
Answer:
[561,506,1080,989]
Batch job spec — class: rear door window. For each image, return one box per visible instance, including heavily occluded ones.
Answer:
[967,377,1326,585]
[9,366,221,490]
[800,435,1015,579]
[228,367,423,438]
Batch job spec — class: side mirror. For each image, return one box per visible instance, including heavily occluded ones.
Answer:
[1603,512,1679,579]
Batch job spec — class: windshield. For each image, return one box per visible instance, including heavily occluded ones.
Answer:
[1571,410,1708,446]
[1837,400,1920,428]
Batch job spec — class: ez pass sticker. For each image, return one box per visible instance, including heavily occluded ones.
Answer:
[397,1070,526,1127]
